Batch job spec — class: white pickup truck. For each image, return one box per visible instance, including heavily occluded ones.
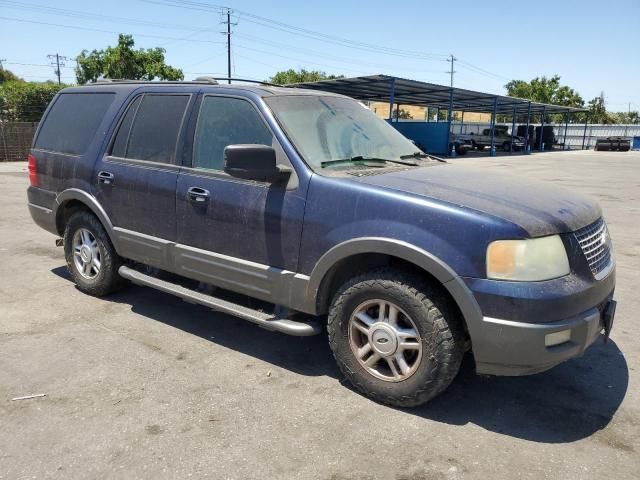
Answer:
[461,126,526,151]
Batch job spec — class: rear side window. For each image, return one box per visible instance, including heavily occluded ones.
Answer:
[111,95,142,158]
[193,96,273,171]
[112,94,189,164]
[35,93,115,155]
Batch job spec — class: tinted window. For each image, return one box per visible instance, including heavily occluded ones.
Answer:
[35,93,115,155]
[193,96,273,170]
[111,95,142,158]
[126,94,189,163]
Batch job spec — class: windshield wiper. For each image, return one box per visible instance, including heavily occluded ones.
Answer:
[400,151,447,163]
[320,155,417,168]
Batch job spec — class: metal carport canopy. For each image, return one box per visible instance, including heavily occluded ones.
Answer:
[292,74,586,114]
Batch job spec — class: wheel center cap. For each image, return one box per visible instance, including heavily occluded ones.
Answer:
[369,324,398,356]
[80,246,92,262]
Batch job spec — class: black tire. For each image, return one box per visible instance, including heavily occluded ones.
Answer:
[327,269,465,408]
[63,210,126,296]
[503,141,511,152]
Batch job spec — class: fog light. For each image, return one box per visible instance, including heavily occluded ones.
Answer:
[545,329,571,347]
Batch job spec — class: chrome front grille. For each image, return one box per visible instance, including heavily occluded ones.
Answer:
[574,218,612,277]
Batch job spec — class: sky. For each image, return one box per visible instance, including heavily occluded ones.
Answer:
[2,0,639,111]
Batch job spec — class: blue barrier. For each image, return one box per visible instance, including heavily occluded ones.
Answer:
[388,121,450,155]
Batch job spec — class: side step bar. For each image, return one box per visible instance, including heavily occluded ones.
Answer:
[118,265,321,336]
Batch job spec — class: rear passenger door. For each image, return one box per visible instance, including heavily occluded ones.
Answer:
[94,92,191,268]
[174,94,306,301]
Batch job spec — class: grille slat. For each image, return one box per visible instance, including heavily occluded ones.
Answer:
[574,218,612,277]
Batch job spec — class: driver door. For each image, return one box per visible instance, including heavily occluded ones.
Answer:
[174,94,305,301]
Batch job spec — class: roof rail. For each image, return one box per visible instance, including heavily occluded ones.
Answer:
[205,77,287,87]
[90,77,287,87]
[92,79,200,85]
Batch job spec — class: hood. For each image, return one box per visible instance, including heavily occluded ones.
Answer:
[353,164,601,237]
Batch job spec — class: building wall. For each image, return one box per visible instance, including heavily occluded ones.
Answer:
[367,101,490,122]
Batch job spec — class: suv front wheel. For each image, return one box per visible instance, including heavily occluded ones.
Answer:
[327,269,465,407]
[64,211,126,296]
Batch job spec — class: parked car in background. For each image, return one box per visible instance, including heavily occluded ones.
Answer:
[27,79,616,407]
[464,126,526,151]
[449,134,474,155]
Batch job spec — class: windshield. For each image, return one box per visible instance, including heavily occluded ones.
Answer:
[264,95,420,169]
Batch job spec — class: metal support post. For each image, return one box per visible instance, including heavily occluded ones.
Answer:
[525,101,532,154]
[447,86,454,157]
[510,106,516,155]
[388,78,395,121]
[539,106,547,151]
[489,97,497,156]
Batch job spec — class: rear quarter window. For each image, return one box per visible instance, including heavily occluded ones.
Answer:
[34,92,115,155]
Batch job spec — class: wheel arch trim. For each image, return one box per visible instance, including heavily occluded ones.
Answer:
[306,237,483,334]
[54,189,120,252]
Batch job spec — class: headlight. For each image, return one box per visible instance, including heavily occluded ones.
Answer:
[486,235,570,281]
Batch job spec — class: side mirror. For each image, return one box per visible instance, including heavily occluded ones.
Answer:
[224,144,291,182]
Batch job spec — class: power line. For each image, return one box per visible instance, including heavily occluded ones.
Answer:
[456,59,510,82]
[0,0,211,32]
[5,61,74,68]
[233,32,446,74]
[0,16,225,45]
[141,0,449,61]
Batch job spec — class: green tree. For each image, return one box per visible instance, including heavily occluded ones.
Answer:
[505,75,584,107]
[395,108,413,120]
[267,68,343,85]
[0,68,23,84]
[0,81,64,121]
[609,110,639,124]
[585,92,615,124]
[75,34,183,84]
[505,75,584,122]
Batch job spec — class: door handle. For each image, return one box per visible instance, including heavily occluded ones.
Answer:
[187,186,210,203]
[97,171,115,185]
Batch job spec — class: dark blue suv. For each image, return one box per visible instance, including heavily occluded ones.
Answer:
[27,80,616,407]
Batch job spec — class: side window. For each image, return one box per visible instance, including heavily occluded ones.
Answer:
[117,94,189,164]
[111,95,142,158]
[35,93,115,155]
[193,96,273,171]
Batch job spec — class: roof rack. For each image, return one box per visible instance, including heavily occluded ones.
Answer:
[93,78,215,85]
[199,77,287,87]
[92,77,286,87]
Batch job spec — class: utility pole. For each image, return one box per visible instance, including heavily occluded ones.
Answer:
[447,54,456,88]
[0,59,6,70]
[221,8,236,85]
[47,53,68,85]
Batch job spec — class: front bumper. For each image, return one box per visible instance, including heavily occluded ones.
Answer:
[463,265,616,376]
[473,300,613,375]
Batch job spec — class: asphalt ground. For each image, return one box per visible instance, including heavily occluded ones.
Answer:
[1,149,639,479]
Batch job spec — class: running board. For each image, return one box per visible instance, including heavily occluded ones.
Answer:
[118,265,321,336]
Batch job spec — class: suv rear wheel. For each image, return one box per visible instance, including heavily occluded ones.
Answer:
[64,211,126,296]
[327,269,464,407]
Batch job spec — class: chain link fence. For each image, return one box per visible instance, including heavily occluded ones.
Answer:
[0,122,38,162]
